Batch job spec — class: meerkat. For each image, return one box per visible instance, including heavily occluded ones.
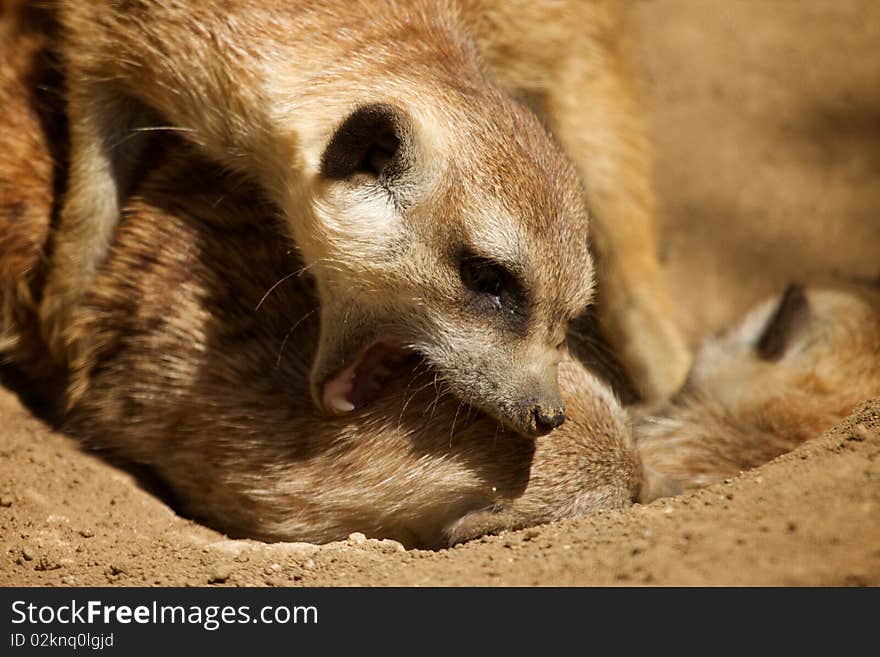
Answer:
[41,0,689,438]
[0,17,877,545]
[0,19,642,547]
[637,284,880,497]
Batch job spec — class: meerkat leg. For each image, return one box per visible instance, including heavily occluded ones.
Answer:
[40,82,151,361]
[443,507,531,546]
[540,39,692,403]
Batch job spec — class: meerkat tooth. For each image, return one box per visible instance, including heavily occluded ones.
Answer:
[330,397,355,413]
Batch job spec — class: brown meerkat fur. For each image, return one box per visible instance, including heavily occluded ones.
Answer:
[0,16,642,548]
[638,284,880,497]
[1,13,877,545]
[40,0,689,430]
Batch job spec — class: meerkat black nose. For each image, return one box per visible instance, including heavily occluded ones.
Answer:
[529,404,566,436]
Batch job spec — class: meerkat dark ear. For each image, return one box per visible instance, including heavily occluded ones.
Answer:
[756,283,810,361]
[320,103,407,181]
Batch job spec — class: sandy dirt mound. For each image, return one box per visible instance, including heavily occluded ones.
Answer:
[1,386,878,586]
[2,0,880,585]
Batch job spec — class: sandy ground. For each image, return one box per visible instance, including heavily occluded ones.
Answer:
[2,0,880,586]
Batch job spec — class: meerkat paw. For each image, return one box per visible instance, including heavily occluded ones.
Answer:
[38,274,85,364]
[40,194,119,364]
[624,308,691,402]
[602,281,692,404]
[638,467,683,503]
[444,507,533,546]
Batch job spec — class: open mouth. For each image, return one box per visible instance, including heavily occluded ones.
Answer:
[322,341,420,414]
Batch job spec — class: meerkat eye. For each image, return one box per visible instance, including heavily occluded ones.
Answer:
[457,251,530,330]
[459,255,510,300]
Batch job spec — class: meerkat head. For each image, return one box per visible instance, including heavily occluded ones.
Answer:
[684,284,880,407]
[298,98,594,438]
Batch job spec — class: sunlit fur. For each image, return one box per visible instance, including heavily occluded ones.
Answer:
[0,17,641,548]
[39,0,689,427]
[638,288,880,497]
[1,12,876,546]
[39,0,597,437]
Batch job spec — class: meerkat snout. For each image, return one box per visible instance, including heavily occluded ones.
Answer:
[502,361,569,437]
[530,402,567,436]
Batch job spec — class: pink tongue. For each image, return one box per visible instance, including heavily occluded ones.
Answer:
[322,342,415,414]
[322,364,357,413]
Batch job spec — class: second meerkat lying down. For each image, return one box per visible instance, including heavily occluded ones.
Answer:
[42,0,690,436]
[638,285,880,496]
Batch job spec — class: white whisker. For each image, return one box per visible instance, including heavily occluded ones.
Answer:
[255,271,299,311]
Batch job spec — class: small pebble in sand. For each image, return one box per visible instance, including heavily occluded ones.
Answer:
[849,424,872,442]
[34,556,60,571]
[208,567,232,584]
[379,539,406,554]
[270,542,320,558]
[347,532,367,545]
[20,546,34,561]
[205,540,250,558]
